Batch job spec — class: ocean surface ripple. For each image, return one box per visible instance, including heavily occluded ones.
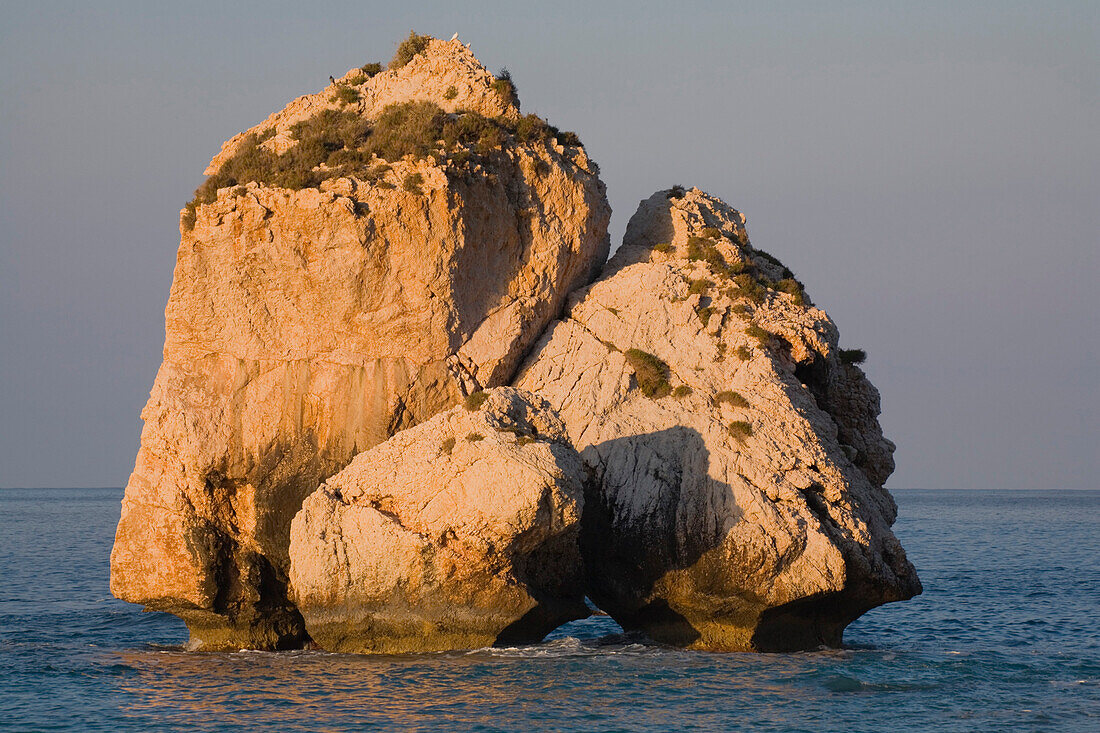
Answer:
[1,488,1097,731]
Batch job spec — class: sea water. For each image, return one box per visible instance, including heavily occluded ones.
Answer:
[1,488,1097,731]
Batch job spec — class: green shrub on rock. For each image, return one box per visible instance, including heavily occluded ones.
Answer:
[745,324,772,346]
[728,421,754,440]
[713,390,750,408]
[331,85,360,105]
[688,278,713,295]
[464,391,489,410]
[839,348,867,365]
[392,31,432,69]
[492,68,518,107]
[624,348,672,398]
[403,172,424,193]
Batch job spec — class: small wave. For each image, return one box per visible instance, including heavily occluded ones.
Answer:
[822,674,941,693]
[467,635,658,659]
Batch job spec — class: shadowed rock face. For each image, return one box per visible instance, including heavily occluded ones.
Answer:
[288,388,589,653]
[515,187,921,651]
[110,38,610,650]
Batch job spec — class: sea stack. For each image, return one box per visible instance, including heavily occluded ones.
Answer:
[110,35,610,650]
[514,188,922,650]
[111,32,919,655]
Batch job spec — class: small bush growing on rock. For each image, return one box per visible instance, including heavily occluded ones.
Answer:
[667,185,686,199]
[840,348,867,365]
[440,437,456,455]
[732,273,756,290]
[695,304,714,325]
[464,391,489,410]
[474,124,505,155]
[371,101,448,160]
[552,128,582,147]
[688,278,712,295]
[732,274,768,304]
[687,236,728,271]
[331,85,360,105]
[735,345,752,360]
[361,62,384,77]
[443,85,458,100]
[514,114,552,144]
[673,385,693,398]
[442,111,499,150]
[652,241,673,253]
[402,172,424,193]
[713,390,750,408]
[728,421,754,440]
[624,348,672,398]
[745,324,772,346]
[466,432,485,442]
[492,68,518,107]
[516,435,535,446]
[731,303,753,317]
[181,202,198,231]
[700,227,721,239]
[752,247,790,275]
[392,31,432,69]
[448,148,472,167]
[776,278,807,306]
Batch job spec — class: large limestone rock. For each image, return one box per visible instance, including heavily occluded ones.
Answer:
[288,387,588,653]
[111,37,610,649]
[515,188,921,651]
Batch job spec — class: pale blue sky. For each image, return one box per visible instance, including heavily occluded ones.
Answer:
[1,1,1097,488]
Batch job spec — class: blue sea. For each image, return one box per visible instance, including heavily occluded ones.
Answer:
[1,489,1097,731]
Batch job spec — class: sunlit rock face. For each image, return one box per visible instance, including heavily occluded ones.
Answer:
[288,387,589,653]
[110,37,610,650]
[515,188,921,651]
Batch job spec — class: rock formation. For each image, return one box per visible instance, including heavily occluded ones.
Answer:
[288,387,588,653]
[514,188,921,651]
[110,36,610,650]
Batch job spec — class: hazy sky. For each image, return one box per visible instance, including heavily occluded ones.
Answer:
[1,1,1096,489]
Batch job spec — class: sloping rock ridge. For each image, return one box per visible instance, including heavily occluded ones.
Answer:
[110,35,610,650]
[288,387,588,653]
[514,188,921,651]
